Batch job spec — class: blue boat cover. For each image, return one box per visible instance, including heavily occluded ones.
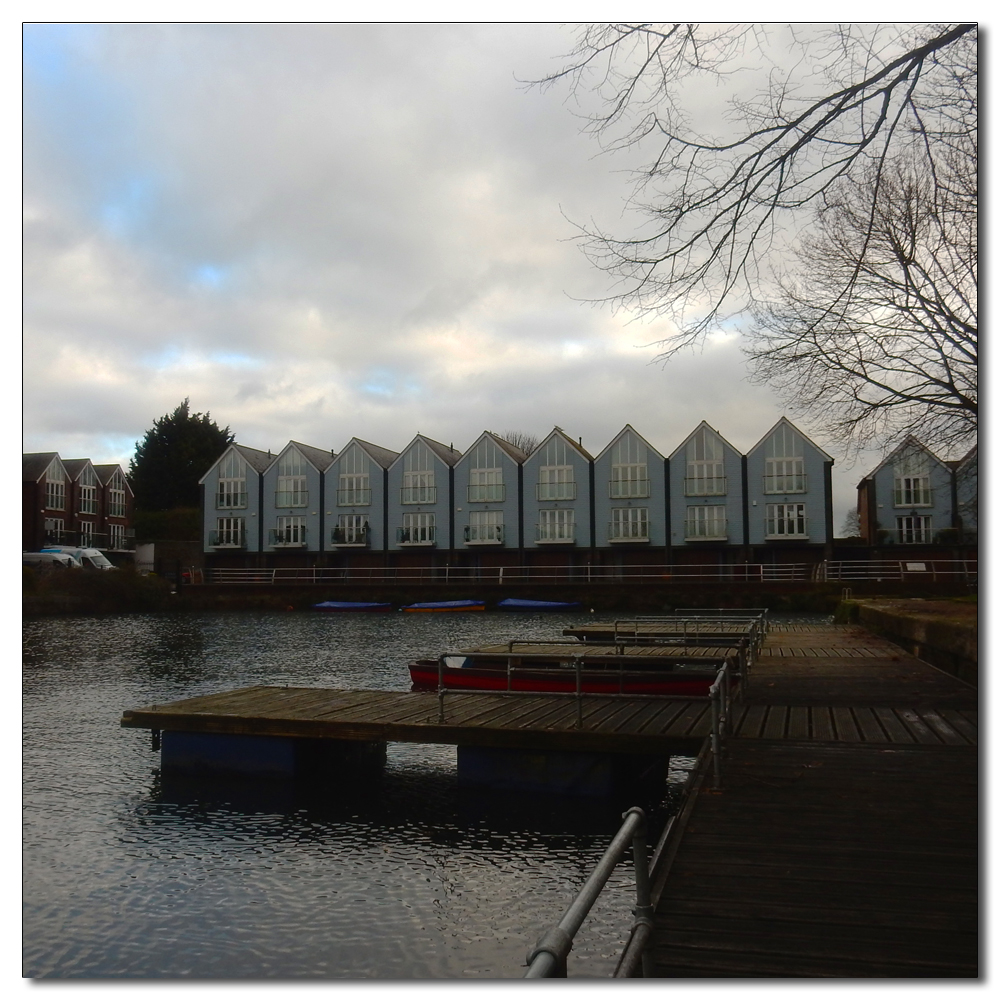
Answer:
[312,601,394,611]
[496,598,582,610]
[401,599,485,610]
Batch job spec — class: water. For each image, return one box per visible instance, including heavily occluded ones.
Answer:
[23,610,830,979]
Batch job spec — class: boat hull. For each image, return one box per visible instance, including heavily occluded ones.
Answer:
[312,602,394,612]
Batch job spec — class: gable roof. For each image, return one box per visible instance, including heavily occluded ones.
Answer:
[338,437,400,470]
[862,435,949,480]
[198,443,273,483]
[746,417,833,462]
[93,464,133,492]
[457,431,528,466]
[389,434,462,470]
[23,452,60,483]
[61,458,96,481]
[266,440,337,474]
[525,426,594,463]
[667,421,741,461]
[593,424,665,463]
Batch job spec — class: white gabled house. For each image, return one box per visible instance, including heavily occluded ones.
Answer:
[521,428,594,548]
[325,438,399,552]
[261,442,337,553]
[199,443,273,553]
[453,432,527,549]
[668,422,745,547]
[745,418,834,547]
[857,436,955,545]
[386,435,462,550]
[592,425,667,548]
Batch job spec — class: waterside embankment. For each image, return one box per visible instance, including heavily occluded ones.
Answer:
[836,597,977,686]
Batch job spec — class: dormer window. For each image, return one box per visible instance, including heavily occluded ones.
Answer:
[276,449,308,507]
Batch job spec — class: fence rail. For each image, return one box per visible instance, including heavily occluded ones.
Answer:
[196,559,975,586]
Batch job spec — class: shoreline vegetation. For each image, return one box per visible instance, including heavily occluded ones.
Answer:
[22,567,974,617]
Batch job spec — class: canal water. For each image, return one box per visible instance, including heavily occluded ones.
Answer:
[23,610,829,979]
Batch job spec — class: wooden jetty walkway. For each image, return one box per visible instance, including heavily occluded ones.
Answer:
[641,622,978,979]
[121,619,977,977]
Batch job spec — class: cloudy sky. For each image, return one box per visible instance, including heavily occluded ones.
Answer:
[23,21,890,527]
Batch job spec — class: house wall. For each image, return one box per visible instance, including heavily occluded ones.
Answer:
[668,429,746,548]
[386,443,455,552]
[453,438,522,552]
[745,435,831,545]
[202,450,263,554]
[521,435,594,550]
[870,444,954,544]
[261,447,325,554]
[592,431,667,549]
[324,444,389,553]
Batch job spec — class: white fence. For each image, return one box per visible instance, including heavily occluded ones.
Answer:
[196,560,974,586]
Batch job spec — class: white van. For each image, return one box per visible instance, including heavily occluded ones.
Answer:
[40,546,117,571]
[23,551,79,570]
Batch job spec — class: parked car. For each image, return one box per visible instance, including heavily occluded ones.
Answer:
[23,551,78,570]
[39,546,116,571]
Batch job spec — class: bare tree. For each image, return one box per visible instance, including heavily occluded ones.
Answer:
[840,508,861,539]
[499,430,539,456]
[533,23,977,358]
[748,156,976,455]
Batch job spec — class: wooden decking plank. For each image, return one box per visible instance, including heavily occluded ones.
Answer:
[830,707,860,742]
[936,709,979,743]
[785,706,810,740]
[918,709,972,746]
[870,707,917,744]
[896,708,945,744]
[852,707,889,742]
[735,704,768,738]
[760,705,787,740]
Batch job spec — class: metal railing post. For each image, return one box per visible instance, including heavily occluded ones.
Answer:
[709,671,723,788]
[575,656,583,729]
[628,807,655,978]
[437,657,445,723]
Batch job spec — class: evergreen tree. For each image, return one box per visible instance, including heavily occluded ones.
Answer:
[129,399,234,511]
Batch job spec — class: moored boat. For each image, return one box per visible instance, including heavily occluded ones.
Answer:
[496,598,583,611]
[313,601,394,612]
[408,640,736,695]
[401,599,486,612]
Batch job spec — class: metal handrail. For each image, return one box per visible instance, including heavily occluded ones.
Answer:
[525,807,652,978]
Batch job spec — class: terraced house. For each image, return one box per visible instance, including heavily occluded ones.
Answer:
[196,422,976,573]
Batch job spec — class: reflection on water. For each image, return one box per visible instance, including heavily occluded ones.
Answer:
[23,610,828,978]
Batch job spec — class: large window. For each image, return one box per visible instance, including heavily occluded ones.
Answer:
[401,442,436,504]
[332,514,369,545]
[108,524,127,549]
[896,515,932,543]
[685,427,726,496]
[893,447,933,507]
[107,470,128,517]
[468,437,504,502]
[211,517,245,547]
[271,516,306,546]
[766,503,808,538]
[763,424,806,493]
[337,444,371,505]
[685,505,727,540]
[45,460,66,510]
[398,512,435,544]
[276,449,308,507]
[609,507,649,541]
[217,451,248,509]
[466,510,504,544]
[537,436,576,500]
[43,518,65,542]
[78,465,98,514]
[610,431,649,498]
[537,509,575,543]
[78,522,95,546]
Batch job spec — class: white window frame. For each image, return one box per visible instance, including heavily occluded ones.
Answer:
[217,478,248,509]
[401,470,435,504]
[45,478,65,511]
[466,510,504,544]
[610,464,649,498]
[275,476,308,508]
[537,466,575,501]
[78,521,95,546]
[212,517,245,547]
[108,523,126,549]
[537,508,575,543]
[333,514,369,545]
[43,517,65,541]
[894,476,932,507]
[764,458,806,494]
[399,512,435,545]
[765,503,808,539]
[609,507,649,541]
[468,467,504,503]
[685,505,727,540]
[896,515,932,544]
[272,516,307,546]
[338,473,371,506]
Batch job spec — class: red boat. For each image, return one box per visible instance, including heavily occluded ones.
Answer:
[408,641,736,696]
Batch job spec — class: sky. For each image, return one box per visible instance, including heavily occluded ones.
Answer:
[22,20,915,529]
